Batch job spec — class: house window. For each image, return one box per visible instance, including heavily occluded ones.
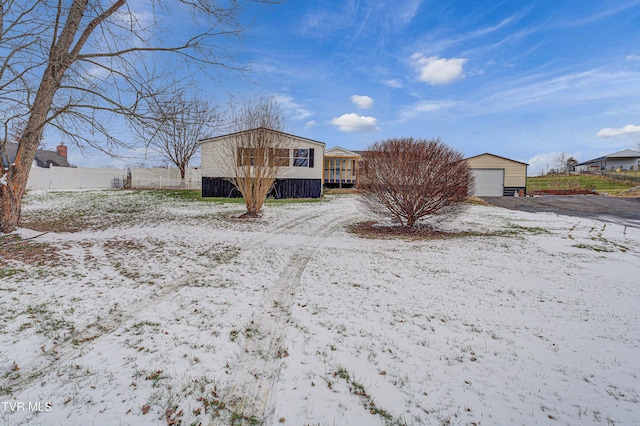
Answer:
[238,148,289,167]
[293,149,309,167]
[238,147,257,166]
[272,148,290,166]
[293,148,315,167]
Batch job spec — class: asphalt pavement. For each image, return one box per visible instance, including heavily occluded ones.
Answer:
[481,195,640,229]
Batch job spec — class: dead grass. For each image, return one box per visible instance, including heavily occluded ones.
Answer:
[348,221,476,240]
[0,235,67,266]
[19,215,89,233]
[614,186,640,198]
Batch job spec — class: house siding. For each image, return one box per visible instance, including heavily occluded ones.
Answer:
[604,158,640,170]
[200,131,324,181]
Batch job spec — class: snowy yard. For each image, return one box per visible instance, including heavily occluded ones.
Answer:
[1,190,639,426]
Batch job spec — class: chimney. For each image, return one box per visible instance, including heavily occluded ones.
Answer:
[56,143,67,159]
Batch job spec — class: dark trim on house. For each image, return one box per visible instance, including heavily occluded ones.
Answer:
[504,186,526,196]
[202,177,322,199]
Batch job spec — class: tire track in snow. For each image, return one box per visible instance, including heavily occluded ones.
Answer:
[0,208,327,397]
[213,208,352,426]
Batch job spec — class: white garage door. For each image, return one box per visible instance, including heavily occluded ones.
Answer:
[471,169,504,196]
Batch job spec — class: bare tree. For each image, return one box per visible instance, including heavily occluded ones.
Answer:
[135,93,221,179]
[0,0,278,233]
[556,152,567,173]
[358,138,473,228]
[217,95,288,217]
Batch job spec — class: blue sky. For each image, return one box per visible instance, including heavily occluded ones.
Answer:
[62,0,640,175]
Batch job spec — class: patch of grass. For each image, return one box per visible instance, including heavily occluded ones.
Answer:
[528,174,634,194]
[229,411,261,425]
[348,221,526,240]
[331,366,402,425]
[0,267,23,278]
[147,189,245,203]
[507,224,550,234]
[145,189,324,205]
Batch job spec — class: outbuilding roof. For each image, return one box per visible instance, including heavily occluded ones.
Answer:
[465,152,529,165]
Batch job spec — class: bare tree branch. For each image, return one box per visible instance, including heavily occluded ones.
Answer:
[133,92,222,178]
[1,0,279,232]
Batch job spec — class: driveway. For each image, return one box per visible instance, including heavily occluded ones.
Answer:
[481,195,640,228]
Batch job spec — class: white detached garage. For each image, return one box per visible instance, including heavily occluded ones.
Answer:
[466,153,528,197]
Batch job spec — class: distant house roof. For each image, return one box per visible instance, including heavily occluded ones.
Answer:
[605,149,640,158]
[577,149,640,166]
[2,142,70,168]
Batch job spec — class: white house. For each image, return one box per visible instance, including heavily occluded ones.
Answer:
[199,128,325,198]
[575,149,640,172]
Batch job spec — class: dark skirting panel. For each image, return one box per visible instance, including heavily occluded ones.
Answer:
[503,186,526,196]
[202,177,322,199]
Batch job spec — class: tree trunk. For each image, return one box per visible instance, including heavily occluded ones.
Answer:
[1,75,58,232]
[0,177,26,233]
[1,123,43,233]
[0,0,88,233]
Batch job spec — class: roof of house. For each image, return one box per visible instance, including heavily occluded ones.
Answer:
[199,127,326,147]
[2,142,70,168]
[464,153,529,165]
[577,149,640,165]
[605,149,640,158]
[325,146,361,157]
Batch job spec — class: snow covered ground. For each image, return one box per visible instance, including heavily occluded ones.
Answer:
[1,190,639,426]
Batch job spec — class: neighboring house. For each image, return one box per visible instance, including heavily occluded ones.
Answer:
[324,146,360,188]
[2,142,70,169]
[199,128,325,199]
[575,149,640,172]
[466,153,528,197]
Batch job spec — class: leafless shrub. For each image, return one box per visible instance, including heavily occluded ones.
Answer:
[218,96,288,217]
[357,138,474,227]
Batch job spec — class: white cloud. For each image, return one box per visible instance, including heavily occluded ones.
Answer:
[625,55,640,62]
[412,54,467,85]
[330,113,379,132]
[399,100,458,120]
[304,120,317,129]
[394,0,423,25]
[274,95,312,120]
[596,124,640,138]
[350,95,373,110]
[384,79,404,88]
[527,152,565,176]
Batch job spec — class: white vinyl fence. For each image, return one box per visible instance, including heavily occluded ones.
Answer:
[130,167,201,189]
[26,166,201,190]
[27,166,127,190]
